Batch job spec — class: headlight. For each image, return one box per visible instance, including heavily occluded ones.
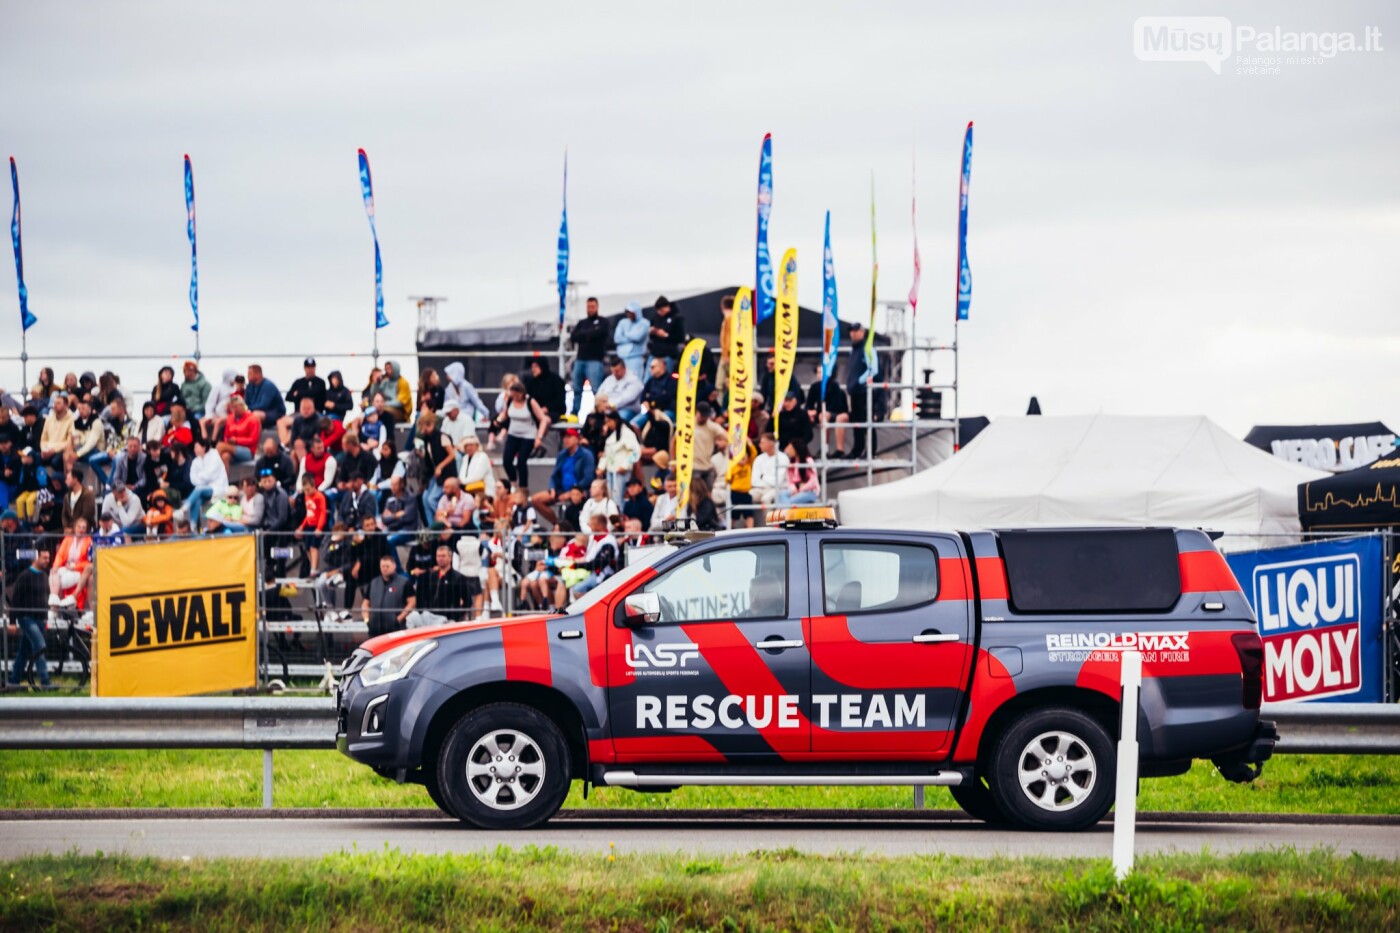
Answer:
[359,640,437,687]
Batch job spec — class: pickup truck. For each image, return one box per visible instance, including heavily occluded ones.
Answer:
[336,512,1277,831]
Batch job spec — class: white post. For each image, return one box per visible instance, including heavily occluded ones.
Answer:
[1112,650,1142,881]
[263,748,274,810]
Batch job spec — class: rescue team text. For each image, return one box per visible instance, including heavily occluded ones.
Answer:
[636,693,926,730]
[108,585,249,655]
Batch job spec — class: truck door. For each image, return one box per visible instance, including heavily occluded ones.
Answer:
[805,533,974,758]
[607,537,810,760]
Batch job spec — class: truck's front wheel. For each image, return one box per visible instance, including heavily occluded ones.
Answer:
[988,707,1115,831]
[436,703,571,829]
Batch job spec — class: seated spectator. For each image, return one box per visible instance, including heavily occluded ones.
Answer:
[563,513,619,603]
[438,399,474,452]
[11,446,42,523]
[102,480,145,533]
[93,509,127,550]
[336,432,377,488]
[111,436,154,506]
[180,361,211,418]
[405,525,440,578]
[336,470,378,526]
[284,395,322,449]
[100,395,138,458]
[524,358,567,423]
[323,370,354,421]
[434,476,474,529]
[212,476,264,534]
[687,477,723,531]
[59,469,96,530]
[285,358,326,422]
[205,485,243,533]
[370,438,403,489]
[255,436,296,492]
[258,469,291,535]
[358,406,385,452]
[376,361,412,419]
[243,364,286,425]
[637,407,673,464]
[39,392,76,474]
[457,433,496,500]
[71,395,111,488]
[185,437,228,528]
[203,368,238,440]
[29,367,57,414]
[750,432,789,507]
[298,435,338,500]
[638,356,676,421]
[162,400,196,451]
[443,362,490,422]
[597,354,644,421]
[407,543,472,626]
[580,477,620,530]
[414,410,457,516]
[319,412,347,454]
[18,405,43,454]
[50,516,93,610]
[218,395,260,467]
[622,475,653,529]
[143,487,174,537]
[556,484,587,532]
[417,366,445,414]
[150,365,181,417]
[780,438,821,506]
[776,390,814,447]
[381,474,420,547]
[138,400,165,446]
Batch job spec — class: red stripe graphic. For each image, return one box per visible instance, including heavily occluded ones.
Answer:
[1179,550,1242,593]
[1074,630,1243,698]
[806,615,972,690]
[952,650,1017,761]
[975,557,1009,600]
[939,557,971,601]
[500,618,552,685]
[682,621,810,756]
[599,735,728,764]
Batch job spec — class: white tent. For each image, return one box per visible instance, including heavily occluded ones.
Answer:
[837,415,1327,550]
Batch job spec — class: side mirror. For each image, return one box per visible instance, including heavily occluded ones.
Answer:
[622,591,661,628]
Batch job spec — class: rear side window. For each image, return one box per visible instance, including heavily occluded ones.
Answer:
[822,542,940,614]
[999,529,1181,614]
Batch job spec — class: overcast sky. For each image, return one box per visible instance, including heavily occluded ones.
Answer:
[2,1,1396,435]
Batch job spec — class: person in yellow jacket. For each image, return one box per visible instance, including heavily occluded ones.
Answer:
[724,435,758,528]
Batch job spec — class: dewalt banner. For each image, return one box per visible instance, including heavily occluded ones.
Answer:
[93,535,258,696]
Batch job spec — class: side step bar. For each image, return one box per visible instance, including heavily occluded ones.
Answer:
[603,771,964,788]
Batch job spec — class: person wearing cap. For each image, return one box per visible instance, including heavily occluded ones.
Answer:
[101,479,144,534]
[613,301,650,381]
[286,357,327,414]
[180,361,211,419]
[143,487,174,537]
[567,296,610,418]
[438,398,474,452]
[646,295,686,373]
[205,484,244,533]
[531,427,595,526]
[457,432,496,500]
[596,354,644,421]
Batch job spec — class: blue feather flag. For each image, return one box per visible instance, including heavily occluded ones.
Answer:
[820,211,838,399]
[9,157,36,332]
[755,133,774,324]
[358,149,389,330]
[956,122,973,321]
[184,155,199,332]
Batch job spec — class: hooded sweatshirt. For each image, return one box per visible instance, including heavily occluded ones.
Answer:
[443,362,490,420]
[206,370,238,419]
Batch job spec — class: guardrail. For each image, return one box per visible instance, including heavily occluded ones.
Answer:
[0,699,1395,809]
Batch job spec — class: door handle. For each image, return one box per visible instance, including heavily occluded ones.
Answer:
[912,632,960,644]
[755,638,804,650]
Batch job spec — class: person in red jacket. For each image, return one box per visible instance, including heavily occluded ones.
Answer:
[295,473,328,574]
[217,396,261,468]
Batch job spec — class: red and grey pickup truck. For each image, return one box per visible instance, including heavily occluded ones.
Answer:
[337,511,1277,831]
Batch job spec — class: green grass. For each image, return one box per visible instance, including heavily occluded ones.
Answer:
[1,747,1396,814]
[1,848,1396,931]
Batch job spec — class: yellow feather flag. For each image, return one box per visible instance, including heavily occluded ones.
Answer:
[726,288,756,456]
[772,247,799,437]
[673,337,707,516]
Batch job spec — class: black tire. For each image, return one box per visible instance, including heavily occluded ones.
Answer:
[949,774,1006,824]
[987,706,1115,832]
[436,702,571,830]
[423,770,455,818]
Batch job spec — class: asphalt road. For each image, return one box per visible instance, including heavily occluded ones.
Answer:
[3,812,1398,860]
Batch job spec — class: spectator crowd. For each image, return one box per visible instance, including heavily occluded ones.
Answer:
[2,292,888,679]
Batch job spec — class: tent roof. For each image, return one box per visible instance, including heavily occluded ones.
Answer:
[1298,449,1400,530]
[838,414,1327,546]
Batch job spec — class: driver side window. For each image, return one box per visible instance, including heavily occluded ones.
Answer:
[642,544,787,624]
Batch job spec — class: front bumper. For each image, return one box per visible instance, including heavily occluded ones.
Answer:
[1212,718,1278,783]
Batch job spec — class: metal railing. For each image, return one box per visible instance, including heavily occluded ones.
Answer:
[0,698,1394,810]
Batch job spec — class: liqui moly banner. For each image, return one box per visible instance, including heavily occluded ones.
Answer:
[1226,536,1384,703]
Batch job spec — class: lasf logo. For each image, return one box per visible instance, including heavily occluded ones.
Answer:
[1252,556,1362,701]
[625,642,700,670]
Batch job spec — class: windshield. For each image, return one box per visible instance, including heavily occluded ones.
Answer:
[565,544,677,615]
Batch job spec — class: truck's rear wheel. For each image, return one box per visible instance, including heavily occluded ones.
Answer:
[436,702,571,829]
[988,706,1114,832]
[949,775,1005,824]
